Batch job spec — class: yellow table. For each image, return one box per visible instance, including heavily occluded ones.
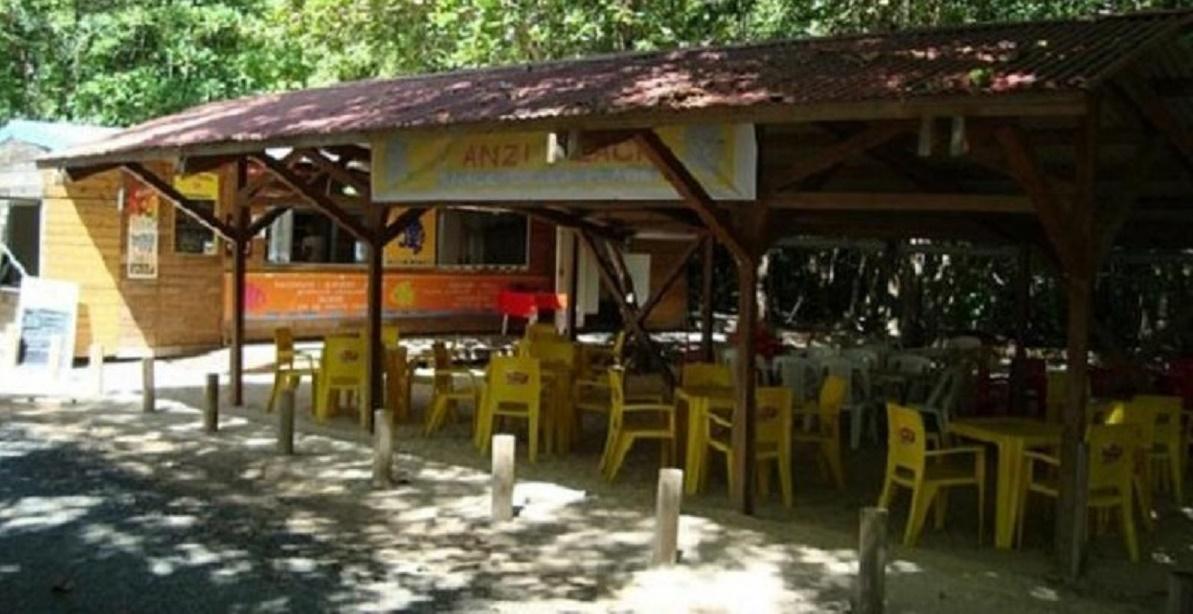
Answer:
[949,418,1062,549]
[675,385,735,495]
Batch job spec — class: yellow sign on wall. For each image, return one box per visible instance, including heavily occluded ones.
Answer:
[371,124,755,202]
[383,208,437,266]
[173,173,220,201]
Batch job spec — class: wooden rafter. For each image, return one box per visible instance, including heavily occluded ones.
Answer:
[635,238,704,327]
[236,150,305,207]
[775,121,912,192]
[635,130,750,263]
[991,125,1076,268]
[178,154,240,175]
[380,206,429,246]
[768,191,1032,213]
[1113,78,1193,180]
[121,163,237,240]
[298,148,371,197]
[248,152,371,242]
[64,164,118,183]
[245,205,293,238]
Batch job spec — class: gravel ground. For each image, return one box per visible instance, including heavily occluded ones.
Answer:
[0,344,1187,612]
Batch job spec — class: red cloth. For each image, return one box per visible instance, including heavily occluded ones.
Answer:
[498,289,564,319]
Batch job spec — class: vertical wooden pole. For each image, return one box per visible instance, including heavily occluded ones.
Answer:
[1169,571,1193,614]
[365,209,385,434]
[732,258,758,515]
[701,239,715,362]
[652,467,684,566]
[568,233,580,341]
[204,373,219,433]
[230,159,248,407]
[372,408,394,487]
[89,342,104,396]
[1011,245,1031,415]
[856,507,888,614]
[141,357,155,413]
[491,434,516,522]
[278,387,295,455]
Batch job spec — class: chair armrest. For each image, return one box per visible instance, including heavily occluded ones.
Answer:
[925,446,985,460]
[1022,450,1060,467]
[622,403,675,414]
[627,393,667,404]
[706,412,733,428]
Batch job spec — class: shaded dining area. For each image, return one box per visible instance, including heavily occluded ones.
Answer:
[39,10,1193,578]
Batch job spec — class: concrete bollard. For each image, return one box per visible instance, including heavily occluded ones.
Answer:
[141,357,155,413]
[372,409,394,487]
[277,387,295,455]
[89,342,104,396]
[491,434,516,522]
[1170,571,1193,614]
[855,507,888,614]
[204,373,219,433]
[652,468,684,566]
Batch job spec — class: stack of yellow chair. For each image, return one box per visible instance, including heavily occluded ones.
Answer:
[476,355,544,461]
[315,334,367,424]
[792,375,848,490]
[703,387,794,507]
[268,327,319,413]
[424,342,482,435]
[600,367,676,481]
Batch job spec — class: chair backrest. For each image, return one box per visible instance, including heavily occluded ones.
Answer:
[1134,395,1182,447]
[842,348,880,370]
[275,327,296,367]
[756,387,793,444]
[774,355,821,403]
[1105,398,1156,448]
[682,362,732,388]
[817,375,848,434]
[888,353,933,375]
[382,324,400,349]
[1085,423,1140,493]
[487,355,541,407]
[819,356,859,402]
[885,403,927,475]
[525,322,560,343]
[322,335,366,384]
[925,367,963,411]
[527,339,576,369]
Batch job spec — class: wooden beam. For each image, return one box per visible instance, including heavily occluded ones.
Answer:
[522,207,626,241]
[299,148,371,196]
[64,163,118,183]
[767,191,1032,213]
[178,155,239,175]
[121,163,237,240]
[248,152,371,242]
[236,150,304,207]
[636,239,703,327]
[991,125,1075,268]
[364,207,385,433]
[1114,78,1193,180]
[635,130,751,264]
[732,255,759,515]
[701,239,715,362]
[380,207,429,246]
[775,121,912,192]
[230,158,249,407]
[245,206,292,238]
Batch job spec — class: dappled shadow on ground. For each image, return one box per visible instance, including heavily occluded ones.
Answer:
[3,345,1188,612]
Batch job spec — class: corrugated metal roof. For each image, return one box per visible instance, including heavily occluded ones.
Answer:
[0,120,119,152]
[42,10,1193,167]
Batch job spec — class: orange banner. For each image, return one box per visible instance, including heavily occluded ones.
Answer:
[230,271,554,321]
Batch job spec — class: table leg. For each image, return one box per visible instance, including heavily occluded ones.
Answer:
[684,399,705,495]
[994,439,1025,549]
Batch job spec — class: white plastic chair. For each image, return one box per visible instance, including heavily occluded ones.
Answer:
[909,366,965,439]
[720,347,770,387]
[820,356,876,449]
[886,353,935,403]
[773,354,822,407]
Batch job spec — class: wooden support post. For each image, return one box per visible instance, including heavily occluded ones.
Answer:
[230,159,248,407]
[652,467,684,566]
[855,507,888,614]
[141,357,155,413]
[365,210,385,434]
[1169,571,1193,614]
[88,342,103,397]
[278,387,295,455]
[491,434,516,522]
[372,408,394,487]
[204,373,219,433]
[1011,245,1031,415]
[732,260,759,514]
[701,239,715,362]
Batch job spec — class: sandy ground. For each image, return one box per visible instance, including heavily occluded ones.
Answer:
[0,342,1188,612]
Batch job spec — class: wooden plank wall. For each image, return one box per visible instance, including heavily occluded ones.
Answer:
[40,165,224,358]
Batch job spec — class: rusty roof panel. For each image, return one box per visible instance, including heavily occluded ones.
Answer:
[43,10,1193,166]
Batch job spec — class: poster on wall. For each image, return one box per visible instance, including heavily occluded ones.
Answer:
[125,182,159,279]
[371,124,756,202]
[228,271,553,321]
[14,276,78,374]
[383,208,437,266]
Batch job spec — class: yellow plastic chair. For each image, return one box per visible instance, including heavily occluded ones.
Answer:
[525,322,561,343]
[268,327,319,412]
[424,342,481,435]
[477,355,544,462]
[520,338,577,453]
[1105,400,1159,529]
[878,403,986,547]
[1017,423,1141,562]
[682,362,733,389]
[1131,395,1184,504]
[600,367,676,481]
[315,334,367,424]
[703,387,794,507]
[382,324,400,349]
[792,374,848,489]
[385,346,411,423]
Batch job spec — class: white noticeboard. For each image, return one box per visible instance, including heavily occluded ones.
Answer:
[14,276,79,375]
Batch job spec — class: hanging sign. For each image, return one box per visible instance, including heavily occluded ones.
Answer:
[371,124,756,202]
[383,208,437,266]
[173,173,220,201]
[125,182,159,279]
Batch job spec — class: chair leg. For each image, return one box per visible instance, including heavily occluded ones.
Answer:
[849,407,863,450]
[1121,499,1140,563]
[528,410,540,464]
[878,477,895,509]
[824,442,846,490]
[976,466,986,547]
[757,461,771,498]
[606,436,633,482]
[905,483,937,547]
[1171,455,1184,505]
[267,374,283,413]
[778,452,794,509]
[933,489,949,531]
